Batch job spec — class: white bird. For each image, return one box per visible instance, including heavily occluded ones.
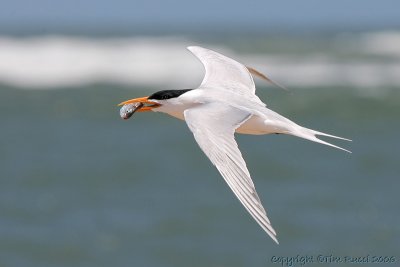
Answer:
[119,46,351,244]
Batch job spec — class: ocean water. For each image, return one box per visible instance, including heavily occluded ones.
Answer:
[0,34,399,267]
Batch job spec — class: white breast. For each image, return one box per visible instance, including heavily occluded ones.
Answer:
[152,96,195,120]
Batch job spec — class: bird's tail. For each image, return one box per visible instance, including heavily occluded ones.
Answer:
[289,126,352,153]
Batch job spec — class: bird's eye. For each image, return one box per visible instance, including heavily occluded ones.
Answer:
[163,95,169,99]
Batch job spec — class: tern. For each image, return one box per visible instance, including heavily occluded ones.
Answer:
[119,46,351,244]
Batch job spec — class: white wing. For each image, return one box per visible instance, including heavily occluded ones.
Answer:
[187,46,256,95]
[184,102,278,243]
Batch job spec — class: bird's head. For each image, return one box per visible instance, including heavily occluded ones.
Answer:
[118,89,192,112]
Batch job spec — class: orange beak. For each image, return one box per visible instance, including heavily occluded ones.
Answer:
[117,96,160,112]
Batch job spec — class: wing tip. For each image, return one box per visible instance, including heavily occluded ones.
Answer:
[263,223,280,244]
[266,228,279,244]
[247,66,289,92]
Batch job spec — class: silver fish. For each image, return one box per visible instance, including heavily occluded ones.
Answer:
[120,102,144,120]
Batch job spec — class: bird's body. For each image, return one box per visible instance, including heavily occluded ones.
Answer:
[150,83,350,149]
[119,46,351,244]
[155,87,292,134]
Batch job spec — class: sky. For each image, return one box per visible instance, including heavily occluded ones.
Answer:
[0,0,399,34]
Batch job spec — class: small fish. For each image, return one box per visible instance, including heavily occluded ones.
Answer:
[120,102,144,120]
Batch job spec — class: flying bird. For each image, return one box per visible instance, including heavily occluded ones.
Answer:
[118,46,351,244]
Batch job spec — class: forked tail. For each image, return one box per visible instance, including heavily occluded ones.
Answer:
[290,126,352,153]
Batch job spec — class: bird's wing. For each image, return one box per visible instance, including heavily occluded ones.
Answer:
[184,102,278,243]
[187,46,256,95]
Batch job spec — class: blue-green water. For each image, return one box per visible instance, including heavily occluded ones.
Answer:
[0,84,399,267]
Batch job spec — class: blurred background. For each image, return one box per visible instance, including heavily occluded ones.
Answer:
[1,0,399,266]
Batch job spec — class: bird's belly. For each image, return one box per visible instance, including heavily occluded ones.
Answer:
[236,115,270,135]
[236,115,288,135]
[154,105,186,120]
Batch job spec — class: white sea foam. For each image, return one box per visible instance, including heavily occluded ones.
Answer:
[360,31,400,57]
[0,36,203,88]
[0,33,399,90]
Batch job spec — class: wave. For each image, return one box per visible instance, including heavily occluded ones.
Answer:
[0,32,399,89]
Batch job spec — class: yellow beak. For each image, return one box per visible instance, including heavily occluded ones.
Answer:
[117,96,160,112]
